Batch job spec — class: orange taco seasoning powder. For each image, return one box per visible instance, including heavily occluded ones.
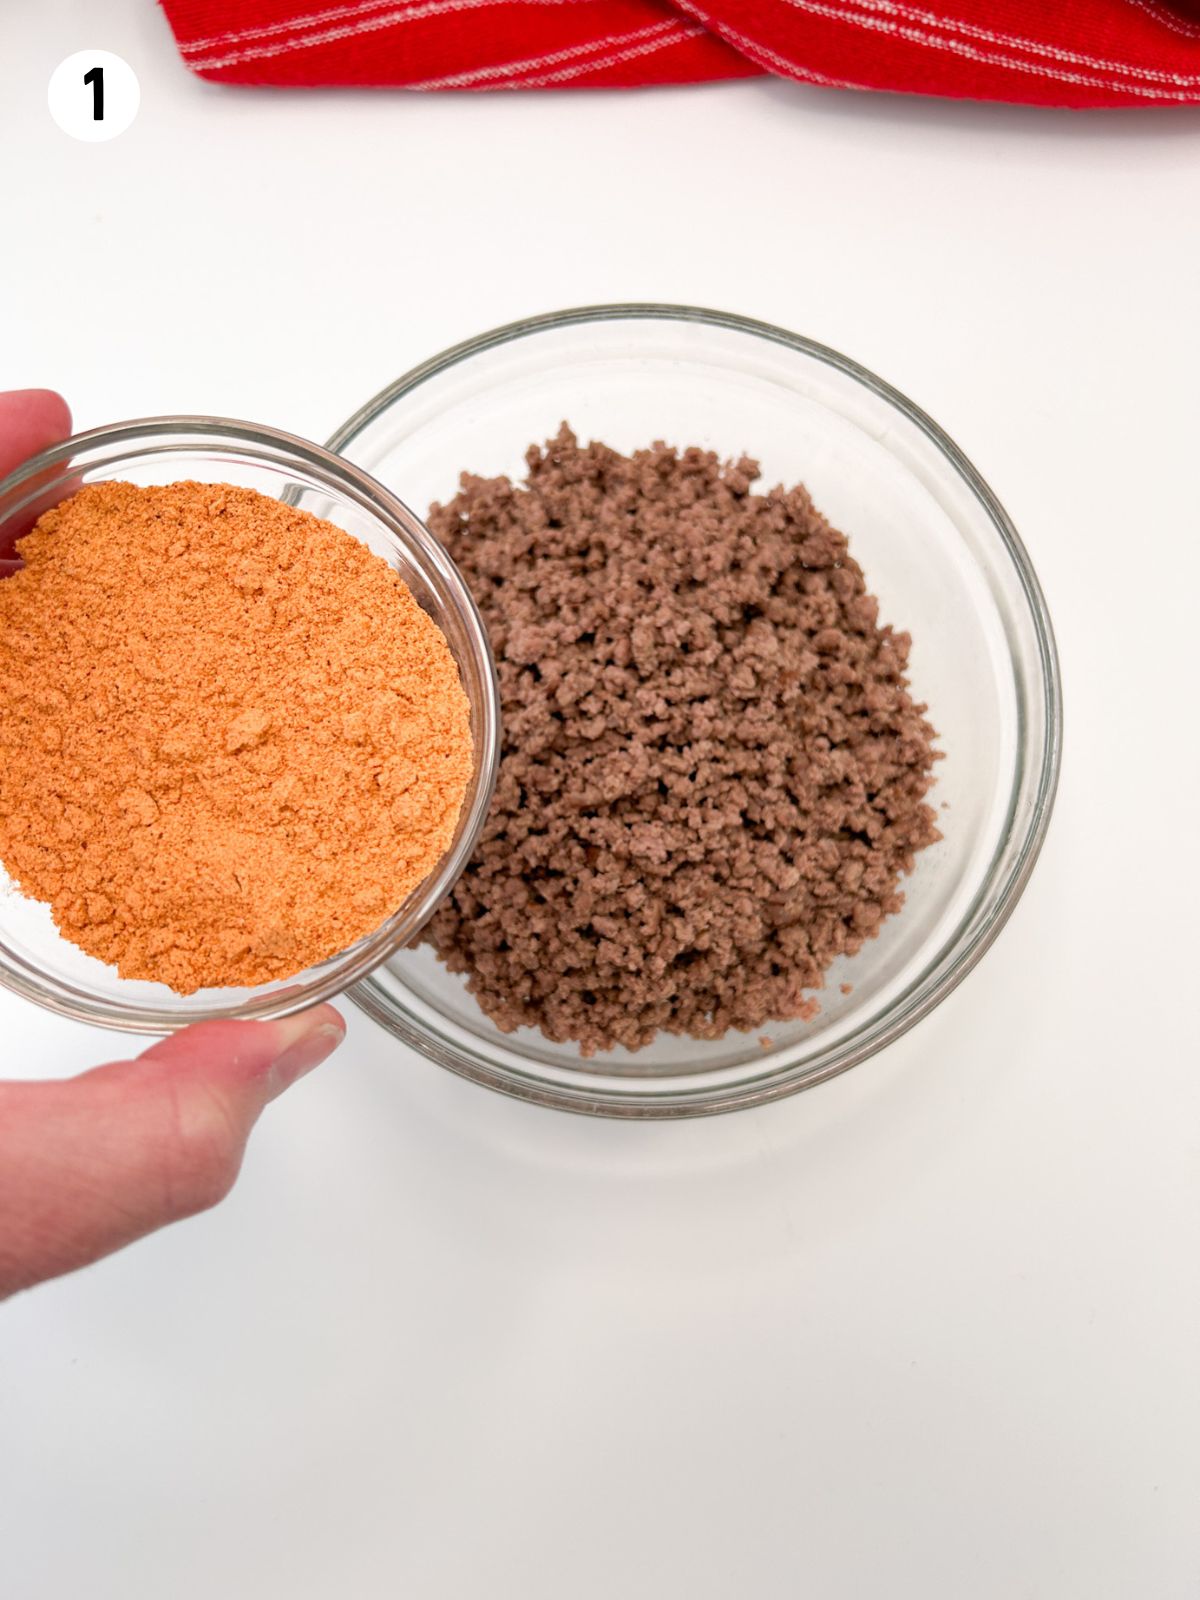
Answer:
[0,481,473,992]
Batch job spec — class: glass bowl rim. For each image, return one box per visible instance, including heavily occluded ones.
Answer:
[330,304,1064,1117]
[0,414,501,1032]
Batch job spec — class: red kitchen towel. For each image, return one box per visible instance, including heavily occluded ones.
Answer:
[160,0,1200,104]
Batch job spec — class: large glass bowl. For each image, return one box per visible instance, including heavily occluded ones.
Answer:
[331,305,1062,1118]
[0,417,500,1032]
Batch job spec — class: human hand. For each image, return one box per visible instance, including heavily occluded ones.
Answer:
[0,390,346,1300]
[0,387,73,572]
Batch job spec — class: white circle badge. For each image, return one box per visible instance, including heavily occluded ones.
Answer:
[48,51,140,143]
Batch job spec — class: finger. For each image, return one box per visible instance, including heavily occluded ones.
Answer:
[0,389,73,560]
[0,390,72,480]
[0,1004,345,1299]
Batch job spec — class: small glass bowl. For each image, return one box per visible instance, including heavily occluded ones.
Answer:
[330,304,1063,1117]
[0,417,500,1032]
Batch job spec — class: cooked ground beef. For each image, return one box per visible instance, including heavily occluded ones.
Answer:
[423,427,940,1055]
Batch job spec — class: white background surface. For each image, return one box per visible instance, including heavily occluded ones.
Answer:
[2,3,1199,1595]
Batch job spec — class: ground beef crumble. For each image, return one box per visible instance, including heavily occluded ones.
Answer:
[423,427,940,1055]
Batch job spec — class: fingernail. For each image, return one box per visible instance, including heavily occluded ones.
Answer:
[267,1012,345,1100]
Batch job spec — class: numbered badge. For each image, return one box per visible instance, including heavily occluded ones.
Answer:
[48,51,140,143]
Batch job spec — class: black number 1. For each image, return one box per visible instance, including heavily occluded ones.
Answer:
[83,65,104,121]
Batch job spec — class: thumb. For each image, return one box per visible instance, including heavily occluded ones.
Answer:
[0,388,73,560]
[0,1005,344,1299]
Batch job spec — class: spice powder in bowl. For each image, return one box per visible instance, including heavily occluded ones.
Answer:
[0,481,473,993]
[423,427,941,1056]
